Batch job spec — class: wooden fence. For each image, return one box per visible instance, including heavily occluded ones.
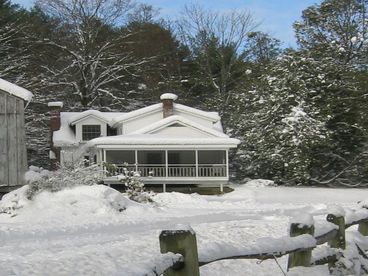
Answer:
[153,205,368,275]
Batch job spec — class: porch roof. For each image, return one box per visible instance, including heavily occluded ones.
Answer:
[89,134,240,148]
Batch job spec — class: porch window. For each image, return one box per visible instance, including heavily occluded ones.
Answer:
[138,150,165,164]
[138,151,165,177]
[198,150,226,177]
[198,150,226,164]
[106,150,135,164]
[168,150,196,177]
[105,150,135,175]
[168,150,195,165]
[82,125,101,141]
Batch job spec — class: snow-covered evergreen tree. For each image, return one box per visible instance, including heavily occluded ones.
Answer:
[229,48,368,185]
[294,0,368,66]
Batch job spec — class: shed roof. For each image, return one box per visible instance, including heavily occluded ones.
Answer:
[0,78,33,102]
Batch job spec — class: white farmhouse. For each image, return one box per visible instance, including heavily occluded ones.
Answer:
[50,93,239,191]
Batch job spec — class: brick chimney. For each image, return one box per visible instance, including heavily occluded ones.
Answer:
[48,101,63,169]
[160,93,178,118]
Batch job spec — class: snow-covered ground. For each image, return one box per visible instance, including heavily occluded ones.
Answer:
[0,181,365,275]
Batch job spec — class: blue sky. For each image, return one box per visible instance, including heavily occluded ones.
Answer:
[11,0,321,47]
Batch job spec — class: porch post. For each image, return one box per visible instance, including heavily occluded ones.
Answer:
[102,149,107,177]
[96,149,101,163]
[195,150,199,178]
[226,149,229,178]
[165,150,168,177]
[135,150,138,172]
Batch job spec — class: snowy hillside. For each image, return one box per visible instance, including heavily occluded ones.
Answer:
[0,182,366,275]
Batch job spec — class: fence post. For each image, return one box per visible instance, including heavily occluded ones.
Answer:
[287,222,314,270]
[326,213,345,269]
[358,220,368,236]
[159,229,200,276]
[358,205,368,236]
[326,214,346,250]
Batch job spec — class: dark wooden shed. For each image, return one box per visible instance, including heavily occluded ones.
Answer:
[0,78,32,192]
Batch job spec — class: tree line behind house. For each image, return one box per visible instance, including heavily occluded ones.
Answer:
[1,0,368,187]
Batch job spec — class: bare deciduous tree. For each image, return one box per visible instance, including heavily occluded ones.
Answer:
[0,22,30,84]
[178,4,258,98]
[34,0,152,107]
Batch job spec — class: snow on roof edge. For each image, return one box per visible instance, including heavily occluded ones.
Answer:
[112,103,220,126]
[69,110,111,126]
[174,103,220,121]
[89,134,240,147]
[111,103,162,125]
[131,115,228,138]
[0,78,33,102]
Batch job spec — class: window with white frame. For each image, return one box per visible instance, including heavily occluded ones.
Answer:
[82,125,101,141]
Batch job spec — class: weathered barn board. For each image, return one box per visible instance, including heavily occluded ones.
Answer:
[17,99,27,187]
[0,92,7,186]
[0,90,28,187]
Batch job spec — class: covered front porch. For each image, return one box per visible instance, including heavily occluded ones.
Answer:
[100,149,229,189]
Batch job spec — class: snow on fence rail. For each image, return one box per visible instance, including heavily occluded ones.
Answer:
[155,205,368,276]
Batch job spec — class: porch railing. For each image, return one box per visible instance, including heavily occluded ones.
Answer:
[112,164,226,178]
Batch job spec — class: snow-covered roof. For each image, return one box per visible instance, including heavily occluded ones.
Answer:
[160,93,178,101]
[54,112,127,147]
[111,103,220,126]
[52,101,229,147]
[48,101,63,108]
[111,103,162,125]
[68,110,125,126]
[53,113,78,147]
[175,103,220,121]
[90,134,240,148]
[131,115,228,138]
[0,78,33,102]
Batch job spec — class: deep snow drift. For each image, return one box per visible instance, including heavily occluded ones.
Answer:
[0,181,366,275]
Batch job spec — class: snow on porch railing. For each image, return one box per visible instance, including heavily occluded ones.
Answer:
[155,205,368,275]
[112,164,226,178]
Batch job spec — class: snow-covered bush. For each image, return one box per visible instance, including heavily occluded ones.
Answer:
[103,162,154,203]
[103,162,118,177]
[26,162,103,200]
[331,242,368,276]
[0,186,30,216]
[25,166,51,183]
[117,168,154,203]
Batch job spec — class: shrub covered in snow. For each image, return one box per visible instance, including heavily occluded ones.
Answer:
[331,241,368,276]
[0,186,30,216]
[103,162,155,203]
[0,184,139,218]
[25,165,51,183]
[117,168,154,203]
[26,162,103,200]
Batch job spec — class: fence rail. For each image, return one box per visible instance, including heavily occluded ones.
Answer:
[155,205,368,275]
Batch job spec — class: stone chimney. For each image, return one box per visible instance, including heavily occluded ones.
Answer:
[160,93,178,118]
[48,101,63,169]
